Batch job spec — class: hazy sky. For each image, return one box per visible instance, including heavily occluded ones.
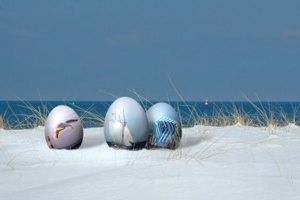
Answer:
[0,0,299,101]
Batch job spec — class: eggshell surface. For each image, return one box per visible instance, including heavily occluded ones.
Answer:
[104,97,149,150]
[45,105,83,149]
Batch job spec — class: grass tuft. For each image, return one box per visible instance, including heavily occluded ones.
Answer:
[0,115,4,129]
[0,98,299,130]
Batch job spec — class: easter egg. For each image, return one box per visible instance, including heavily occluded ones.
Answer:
[45,105,83,149]
[104,97,149,150]
[146,102,182,149]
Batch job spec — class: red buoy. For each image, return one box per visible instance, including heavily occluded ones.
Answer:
[205,99,208,106]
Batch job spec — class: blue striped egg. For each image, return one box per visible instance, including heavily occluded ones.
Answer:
[146,102,182,149]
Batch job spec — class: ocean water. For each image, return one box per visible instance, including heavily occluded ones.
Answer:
[0,101,299,129]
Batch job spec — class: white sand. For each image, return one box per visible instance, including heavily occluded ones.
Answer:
[1,124,300,200]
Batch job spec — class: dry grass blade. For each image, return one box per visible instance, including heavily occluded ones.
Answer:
[128,88,153,111]
[17,100,49,128]
[98,89,119,99]
[168,75,198,124]
[0,115,4,129]
[72,103,105,127]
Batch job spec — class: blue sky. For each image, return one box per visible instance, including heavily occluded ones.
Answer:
[0,0,299,101]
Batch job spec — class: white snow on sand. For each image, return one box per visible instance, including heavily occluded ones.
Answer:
[1,124,300,200]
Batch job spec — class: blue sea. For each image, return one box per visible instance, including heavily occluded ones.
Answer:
[0,101,299,129]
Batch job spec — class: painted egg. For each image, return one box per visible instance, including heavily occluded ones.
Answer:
[146,102,182,149]
[45,105,83,149]
[104,97,149,150]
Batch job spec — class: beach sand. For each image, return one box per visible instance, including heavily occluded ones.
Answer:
[1,124,300,200]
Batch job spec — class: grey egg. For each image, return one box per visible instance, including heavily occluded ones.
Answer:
[45,105,83,149]
[104,97,149,150]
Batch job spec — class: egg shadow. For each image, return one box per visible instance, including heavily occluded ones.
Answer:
[180,134,213,149]
[80,132,106,149]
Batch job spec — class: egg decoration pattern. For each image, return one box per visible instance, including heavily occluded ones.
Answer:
[45,105,83,149]
[104,97,149,150]
[146,102,182,149]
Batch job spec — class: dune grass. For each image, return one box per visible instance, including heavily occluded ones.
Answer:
[0,115,4,129]
[72,103,105,128]
[130,87,300,128]
[169,100,299,128]
[0,101,50,129]
[0,100,106,130]
[0,98,299,130]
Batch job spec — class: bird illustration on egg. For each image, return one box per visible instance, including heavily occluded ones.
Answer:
[53,119,78,139]
[45,105,83,149]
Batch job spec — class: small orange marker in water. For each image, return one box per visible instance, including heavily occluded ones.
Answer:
[205,99,208,106]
